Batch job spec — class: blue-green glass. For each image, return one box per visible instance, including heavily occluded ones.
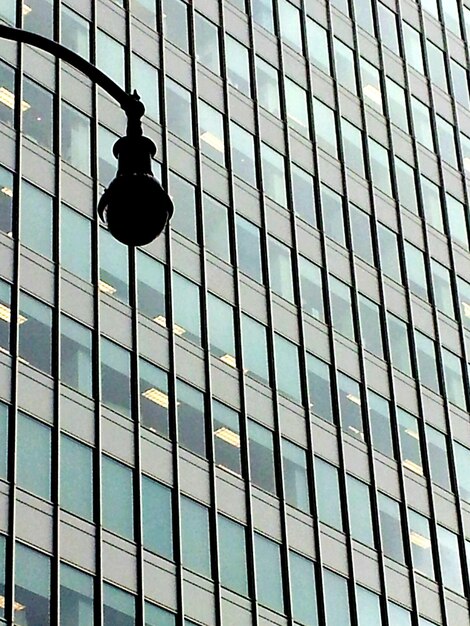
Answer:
[0,278,11,353]
[60,434,93,521]
[0,164,13,234]
[137,251,166,321]
[177,380,206,457]
[356,586,382,626]
[97,30,125,87]
[15,543,51,625]
[378,493,405,563]
[103,583,135,626]
[242,314,269,385]
[98,125,119,186]
[299,257,324,320]
[101,338,131,417]
[195,14,220,74]
[268,236,294,302]
[17,413,51,500]
[387,314,412,377]
[397,408,424,476]
[307,354,333,422]
[172,273,201,345]
[218,515,248,596]
[163,0,189,51]
[169,172,197,241]
[99,228,129,304]
[61,6,90,59]
[61,315,93,397]
[315,458,343,530]
[145,602,176,626]
[0,404,6,480]
[282,439,310,513]
[142,476,173,559]
[338,373,364,440]
[132,55,159,121]
[19,292,53,374]
[236,215,263,282]
[377,224,402,283]
[213,401,242,476]
[0,1,14,23]
[60,563,94,626]
[0,535,4,617]
[324,570,350,626]
[62,102,91,175]
[21,181,53,258]
[23,78,53,150]
[254,534,284,613]
[61,205,92,282]
[207,294,236,363]
[140,358,169,437]
[437,525,464,594]
[388,602,411,626]
[274,334,302,403]
[414,331,440,393]
[330,277,355,341]
[24,0,53,37]
[181,496,211,577]
[442,348,466,410]
[368,391,394,458]
[102,456,134,539]
[166,80,193,144]
[261,143,287,206]
[454,442,470,502]
[408,509,434,579]
[289,552,318,625]
[248,420,276,494]
[203,194,231,262]
[347,475,374,546]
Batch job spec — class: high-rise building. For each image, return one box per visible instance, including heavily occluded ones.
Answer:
[0,0,470,624]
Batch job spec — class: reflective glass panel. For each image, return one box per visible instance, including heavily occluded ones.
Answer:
[17,413,51,499]
[60,434,93,521]
[140,359,169,437]
[248,420,276,494]
[15,543,51,626]
[60,563,94,626]
[102,455,134,539]
[177,379,205,457]
[181,496,211,577]
[19,293,53,374]
[213,401,242,476]
[61,316,93,397]
[218,515,248,596]
[142,476,173,559]
[254,534,284,613]
[101,338,131,417]
[21,181,53,258]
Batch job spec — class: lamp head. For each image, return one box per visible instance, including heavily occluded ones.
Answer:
[98,134,173,247]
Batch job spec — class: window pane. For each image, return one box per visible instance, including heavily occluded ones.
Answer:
[101,338,131,417]
[203,194,230,262]
[426,425,451,491]
[17,413,51,499]
[338,373,364,441]
[454,442,470,503]
[173,273,201,345]
[21,181,53,258]
[177,379,206,457]
[169,172,197,241]
[378,224,402,283]
[62,102,91,174]
[359,295,383,358]
[241,314,270,385]
[347,475,374,546]
[289,552,318,626]
[378,493,404,563]
[60,434,93,521]
[103,584,135,626]
[415,332,440,394]
[397,408,423,476]
[315,458,342,530]
[102,455,134,539]
[324,570,351,626]
[61,316,93,397]
[0,403,7,480]
[99,228,129,303]
[236,216,263,283]
[408,509,435,579]
[218,515,248,596]
[254,534,284,613]
[350,205,374,264]
[15,543,51,626]
[356,586,382,626]
[142,476,173,559]
[330,276,355,341]
[299,257,324,321]
[282,439,310,513]
[97,30,125,87]
[195,14,220,74]
[61,6,90,59]
[213,400,242,476]
[248,420,276,495]
[368,390,394,458]
[137,251,166,322]
[18,293,53,374]
[269,236,294,302]
[0,165,14,236]
[132,55,159,122]
[322,185,345,246]
[231,122,257,187]
[207,293,237,367]
[274,334,302,403]
[226,36,251,94]
[163,0,188,51]
[442,348,466,410]
[166,79,192,144]
[0,280,11,354]
[437,525,464,594]
[23,79,53,150]
[140,359,169,437]
[199,101,225,163]
[387,313,412,376]
[145,603,175,626]
[181,496,211,577]
[306,19,330,74]
[261,143,287,206]
[292,164,316,226]
[256,57,280,117]
[307,354,333,423]
[60,563,94,626]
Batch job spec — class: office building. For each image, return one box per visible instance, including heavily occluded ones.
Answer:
[0,0,470,624]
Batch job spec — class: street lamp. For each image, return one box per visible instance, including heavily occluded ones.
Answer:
[0,24,174,246]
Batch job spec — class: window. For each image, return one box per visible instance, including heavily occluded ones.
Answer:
[378,493,405,562]
[0,165,14,236]
[255,57,281,117]
[61,205,91,281]
[101,338,131,417]
[60,434,93,520]
[279,0,303,51]
[241,314,270,385]
[285,78,309,137]
[60,564,94,625]
[282,439,310,513]
[292,164,316,226]
[254,534,284,613]
[454,442,470,503]
[322,185,345,246]
[102,456,134,539]
[0,61,15,129]
[15,543,51,626]
[19,293,53,374]
[166,79,193,144]
[431,260,455,318]
[408,509,435,579]
[313,98,338,157]
[402,22,424,73]
[21,181,53,258]
[269,236,294,302]
[426,40,448,92]
[195,14,220,74]
[289,552,318,626]
[140,359,169,437]
[136,251,166,322]
[17,413,51,500]
[315,458,343,530]
[24,78,53,150]
[99,228,129,303]
[442,348,466,410]
[199,101,225,164]
[338,373,364,441]
[395,158,418,215]
[330,276,355,341]
[61,102,91,174]
[360,58,382,112]
[411,97,435,151]
[172,273,202,345]
[177,380,205,457]
[163,0,189,51]
[356,587,382,626]
[307,354,333,423]
[60,316,93,397]
[261,143,287,206]
[103,584,135,626]
[299,257,324,321]
[306,19,330,74]
[142,476,173,559]
[181,496,211,577]
[446,193,468,249]
[368,390,394,458]
[132,55,159,122]
[0,403,7,480]
[274,334,302,403]
[324,570,351,626]
[218,515,248,596]
[377,223,402,283]
[248,420,277,494]
[386,78,409,132]
[358,295,383,358]
[414,331,440,394]
[213,400,242,476]
[387,313,412,376]
[230,122,257,186]
[97,30,125,87]
[368,137,392,197]
[350,205,374,264]
[98,125,118,186]
[226,36,251,94]
[356,0,374,34]
[334,39,357,95]
[252,0,275,33]
[397,408,424,476]
[341,119,365,176]
[145,603,176,626]
[426,425,451,491]
[347,475,374,546]
[420,176,443,233]
[203,194,231,262]
[62,6,90,58]
[0,279,11,354]
[451,60,469,108]
[436,116,458,168]
[169,172,197,241]
[388,602,412,626]
[437,525,464,594]
[236,216,263,283]
[207,293,237,368]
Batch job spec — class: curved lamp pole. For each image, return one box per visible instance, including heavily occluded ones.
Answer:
[0,24,174,246]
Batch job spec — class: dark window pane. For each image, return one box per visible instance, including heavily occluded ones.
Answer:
[181,496,211,577]
[19,293,53,375]
[140,359,169,437]
[213,400,242,476]
[61,315,93,397]
[23,79,53,150]
[60,563,94,626]
[177,379,206,457]
[61,205,92,282]
[248,420,277,494]
[103,584,135,626]
[101,338,131,417]
[15,543,51,626]
[142,476,173,559]
[102,455,134,539]
[21,181,53,258]
[60,434,93,521]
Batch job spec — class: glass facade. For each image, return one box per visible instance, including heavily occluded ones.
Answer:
[0,0,469,625]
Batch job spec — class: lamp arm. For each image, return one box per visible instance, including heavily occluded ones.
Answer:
[0,24,145,129]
